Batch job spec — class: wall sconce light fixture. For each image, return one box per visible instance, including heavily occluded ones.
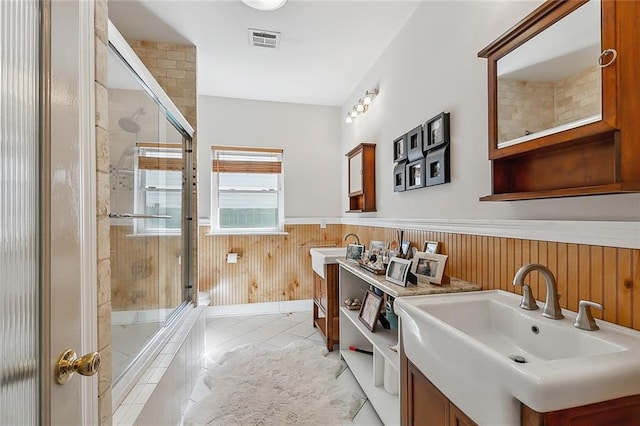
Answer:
[345,88,378,124]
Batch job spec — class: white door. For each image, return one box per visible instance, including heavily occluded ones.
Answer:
[47,0,98,424]
[1,1,98,425]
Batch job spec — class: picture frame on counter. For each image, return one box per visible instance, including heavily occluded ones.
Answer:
[369,240,387,255]
[423,241,440,254]
[405,158,426,190]
[411,252,450,285]
[424,112,450,152]
[345,244,365,261]
[426,144,450,187]
[406,124,424,162]
[400,240,411,257]
[385,256,412,287]
[394,161,406,192]
[358,290,384,332]
[393,134,407,163]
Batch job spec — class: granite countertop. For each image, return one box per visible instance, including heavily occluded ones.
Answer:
[337,258,481,298]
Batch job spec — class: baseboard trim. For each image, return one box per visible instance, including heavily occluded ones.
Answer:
[205,299,313,318]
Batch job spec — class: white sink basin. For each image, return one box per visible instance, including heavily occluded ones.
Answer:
[310,247,346,279]
[394,290,640,424]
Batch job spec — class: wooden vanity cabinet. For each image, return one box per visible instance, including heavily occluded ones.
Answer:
[522,394,640,426]
[312,264,339,351]
[346,143,376,212]
[402,354,476,426]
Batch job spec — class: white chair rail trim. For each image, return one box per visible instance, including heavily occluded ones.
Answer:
[199,218,639,249]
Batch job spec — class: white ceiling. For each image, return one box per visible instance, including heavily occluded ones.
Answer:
[108,0,421,107]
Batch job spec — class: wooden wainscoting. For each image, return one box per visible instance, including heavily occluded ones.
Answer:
[342,225,639,331]
[196,223,638,331]
[198,224,343,306]
[110,226,183,311]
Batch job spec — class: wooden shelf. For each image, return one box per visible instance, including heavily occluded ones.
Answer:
[480,183,640,201]
[341,306,400,370]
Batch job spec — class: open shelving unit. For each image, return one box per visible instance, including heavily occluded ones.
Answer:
[338,264,400,425]
[340,307,400,425]
[337,259,482,425]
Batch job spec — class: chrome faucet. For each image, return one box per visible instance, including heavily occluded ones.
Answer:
[343,233,361,245]
[513,263,564,320]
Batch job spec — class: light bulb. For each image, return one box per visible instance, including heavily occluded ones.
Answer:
[356,100,364,113]
[363,89,377,105]
[350,108,358,118]
[346,115,353,124]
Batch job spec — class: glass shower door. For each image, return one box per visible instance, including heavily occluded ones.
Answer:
[108,46,187,385]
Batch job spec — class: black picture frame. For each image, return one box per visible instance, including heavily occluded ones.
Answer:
[424,112,450,152]
[393,134,407,163]
[400,240,411,257]
[426,144,450,187]
[358,290,383,332]
[393,161,406,192]
[406,125,424,161]
[405,158,426,190]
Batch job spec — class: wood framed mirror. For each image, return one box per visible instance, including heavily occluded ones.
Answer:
[477,0,640,201]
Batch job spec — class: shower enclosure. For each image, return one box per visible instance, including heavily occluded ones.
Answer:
[107,23,193,389]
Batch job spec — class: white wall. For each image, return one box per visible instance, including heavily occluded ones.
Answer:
[341,1,640,221]
[197,96,342,220]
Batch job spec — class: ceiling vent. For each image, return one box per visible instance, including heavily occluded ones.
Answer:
[249,29,280,49]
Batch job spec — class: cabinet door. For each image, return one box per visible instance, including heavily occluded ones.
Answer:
[406,361,449,425]
[450,404,476,426]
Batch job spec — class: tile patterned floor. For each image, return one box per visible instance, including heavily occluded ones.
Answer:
[184,310,383,425]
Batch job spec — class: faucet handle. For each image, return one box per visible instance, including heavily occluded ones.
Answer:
[514,283,539,311]
[574,300,604,331]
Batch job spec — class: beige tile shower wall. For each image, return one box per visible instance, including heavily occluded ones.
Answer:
[497,79,555,142]
[127,39,199,300]
[198,225,344,306]
[341,225,640,332]
[110,226,183,311]
[553,65,601,126]
[94,0,112,424]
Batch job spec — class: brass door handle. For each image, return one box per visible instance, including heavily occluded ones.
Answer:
[55,349,101,385]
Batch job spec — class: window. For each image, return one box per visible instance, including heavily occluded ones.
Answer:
[211,146,284,233]
[134,143,183,234]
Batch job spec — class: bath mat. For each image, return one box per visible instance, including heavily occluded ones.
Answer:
[183,340,364,425]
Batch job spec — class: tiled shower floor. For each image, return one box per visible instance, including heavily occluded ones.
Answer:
[184,310,384,425]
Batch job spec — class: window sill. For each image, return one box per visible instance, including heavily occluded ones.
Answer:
[206,230,289,236]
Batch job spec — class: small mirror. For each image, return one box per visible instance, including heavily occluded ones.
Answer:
[496,0,601,148]
[349,151,362,194]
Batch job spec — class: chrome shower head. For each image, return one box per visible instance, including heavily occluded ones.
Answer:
[118,108,145,133]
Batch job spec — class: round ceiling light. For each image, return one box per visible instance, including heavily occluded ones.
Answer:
[241,0,288,11]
